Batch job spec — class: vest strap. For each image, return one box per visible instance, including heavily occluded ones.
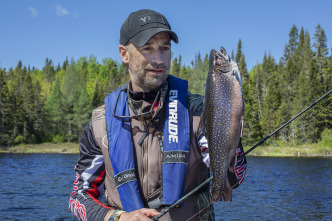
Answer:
[104,76,189,211]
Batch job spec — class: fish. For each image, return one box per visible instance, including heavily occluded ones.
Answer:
[200,47,244,202]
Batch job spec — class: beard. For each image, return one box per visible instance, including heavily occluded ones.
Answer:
[129,62,169,91]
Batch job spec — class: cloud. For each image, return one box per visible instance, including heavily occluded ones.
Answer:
[28,7,38,17]
[56,5,69,16]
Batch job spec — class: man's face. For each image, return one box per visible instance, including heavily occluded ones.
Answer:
[122,32,171,91]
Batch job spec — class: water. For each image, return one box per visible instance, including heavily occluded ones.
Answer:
[0,154,331,221]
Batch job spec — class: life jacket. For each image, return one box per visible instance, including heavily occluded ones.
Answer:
[104,75,190,212]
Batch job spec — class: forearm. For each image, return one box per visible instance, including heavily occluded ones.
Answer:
[69,120,114,221]
[70,189,111,221]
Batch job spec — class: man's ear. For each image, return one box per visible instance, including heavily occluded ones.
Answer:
[119,45,129,64]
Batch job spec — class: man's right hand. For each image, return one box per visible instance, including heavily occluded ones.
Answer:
[119,208,160,221]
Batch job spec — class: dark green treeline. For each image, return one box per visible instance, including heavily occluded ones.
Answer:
[0,24,331,148]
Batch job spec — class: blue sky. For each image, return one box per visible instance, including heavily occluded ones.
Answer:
[1,0,331,71]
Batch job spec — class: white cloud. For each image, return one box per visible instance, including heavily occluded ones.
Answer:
[56,5,69,16]
[28,7,38,17]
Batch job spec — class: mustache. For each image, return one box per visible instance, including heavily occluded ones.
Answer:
[146,63,168,70]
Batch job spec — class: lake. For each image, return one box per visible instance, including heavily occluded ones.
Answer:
[0,154,331,221]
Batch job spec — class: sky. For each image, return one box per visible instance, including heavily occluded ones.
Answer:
[1,0,332,72]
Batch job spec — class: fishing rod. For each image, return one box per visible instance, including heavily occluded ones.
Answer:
[151,89,331,220]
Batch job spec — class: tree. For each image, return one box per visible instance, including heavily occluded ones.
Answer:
[312,24,330,139]
[44,78,64,140]
[189,52,208,95]
[0,69,12,146]
[91,78,103,108]
[281,25,299,65]
[43,58,55,84]
[169,56,181,78]
[74,86,92,140]
[235,39,242,64]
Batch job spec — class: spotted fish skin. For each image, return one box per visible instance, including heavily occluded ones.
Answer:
[201,48,244,202]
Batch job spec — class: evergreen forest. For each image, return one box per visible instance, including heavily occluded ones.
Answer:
[0,24,331,149]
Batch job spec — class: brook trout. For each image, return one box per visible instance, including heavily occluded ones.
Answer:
[201,47,244,202]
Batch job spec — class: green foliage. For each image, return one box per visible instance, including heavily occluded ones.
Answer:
[52,134,65,143]
[190,53,209,95]
[0,23,330,149]
[318,128,332,146]
[14,135,24,144]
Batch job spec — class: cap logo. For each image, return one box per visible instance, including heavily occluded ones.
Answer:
[137,13,165,26]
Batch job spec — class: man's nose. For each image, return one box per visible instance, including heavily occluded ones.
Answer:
[151,51,165,66]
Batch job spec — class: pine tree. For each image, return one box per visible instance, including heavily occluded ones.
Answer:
[235,39,242,64]
[91,78,103,108]
[190,52,205,94]
[169,56,181,78]
[9,61,26,143]
[62,60,82,142]
[43,58,55,84]
[44,78,64,140]
[281,25,299,66]
[242,67,263,147]
[179,65,190,81]
[0,69,12,146]
[74,86,92,141]
[239,54,248,85]
[312,24,331,140]
[22,73,35,142]
[313,24,329,92]
[261,54,281,138]
[63,57,69,71]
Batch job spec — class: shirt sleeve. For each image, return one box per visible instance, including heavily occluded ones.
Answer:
[69,120,114,221]
[228,140,247,189]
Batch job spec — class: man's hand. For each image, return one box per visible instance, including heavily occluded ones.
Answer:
[119,208,160,221]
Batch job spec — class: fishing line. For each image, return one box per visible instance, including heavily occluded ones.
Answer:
[185,179,242,221]
[279,102,331,145]
[186,201,214,221]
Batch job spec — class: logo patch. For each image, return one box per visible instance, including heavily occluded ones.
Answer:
[168,90,178,143]
[115,168,137,187]
[162,151,189,164]
[137,13,165,26]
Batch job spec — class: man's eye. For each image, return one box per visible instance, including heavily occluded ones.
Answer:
[142,47,152,51]
[161,46,170,51]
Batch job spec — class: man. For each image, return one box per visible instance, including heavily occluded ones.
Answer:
[69,9,247,221]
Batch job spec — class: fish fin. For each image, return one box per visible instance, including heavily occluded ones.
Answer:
[240,119,244,138]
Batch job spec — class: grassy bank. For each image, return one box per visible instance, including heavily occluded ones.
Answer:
[244,143,331,157]
[0,142,331,157]
[0,142,79,154]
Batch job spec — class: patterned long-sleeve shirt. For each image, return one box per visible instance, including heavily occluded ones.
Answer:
[69,119,247,221]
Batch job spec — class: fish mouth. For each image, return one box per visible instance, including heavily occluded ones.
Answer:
[211,47,231,72]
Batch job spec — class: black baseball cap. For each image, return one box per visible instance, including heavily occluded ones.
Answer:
[120,9,178,47]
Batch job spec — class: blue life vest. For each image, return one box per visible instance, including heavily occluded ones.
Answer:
[104,75,190,212]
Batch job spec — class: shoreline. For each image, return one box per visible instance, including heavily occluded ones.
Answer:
[0,142,80,154]
[0,142,331,157]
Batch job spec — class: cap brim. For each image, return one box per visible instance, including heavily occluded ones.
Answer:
[129,28,178,47]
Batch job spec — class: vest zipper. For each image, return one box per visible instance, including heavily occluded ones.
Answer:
[142,122,148,200]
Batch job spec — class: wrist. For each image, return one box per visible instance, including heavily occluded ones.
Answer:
[107,210,126,221]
